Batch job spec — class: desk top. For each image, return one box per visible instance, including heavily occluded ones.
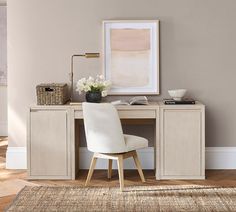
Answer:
[30,101,204,110]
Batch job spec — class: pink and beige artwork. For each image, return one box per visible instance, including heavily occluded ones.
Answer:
[110,29,151,87]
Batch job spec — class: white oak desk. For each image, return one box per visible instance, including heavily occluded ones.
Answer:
[28,102,205,180]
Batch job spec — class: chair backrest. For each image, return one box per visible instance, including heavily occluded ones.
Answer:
[82,103,127,153]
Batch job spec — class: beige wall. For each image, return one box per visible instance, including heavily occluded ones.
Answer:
[8,0,236,147]
[0,1,6,6]
[0,86,7,135]
[0,5,7,136]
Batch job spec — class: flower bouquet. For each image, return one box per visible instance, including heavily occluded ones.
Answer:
[76,75,111,103]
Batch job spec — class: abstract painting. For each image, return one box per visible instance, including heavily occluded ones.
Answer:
[103,20,159,95]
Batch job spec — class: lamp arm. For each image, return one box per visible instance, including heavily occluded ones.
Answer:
[69,53,100,102]
[70,54,87,101]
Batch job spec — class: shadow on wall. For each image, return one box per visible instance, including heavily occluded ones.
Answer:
[7,105,26,147]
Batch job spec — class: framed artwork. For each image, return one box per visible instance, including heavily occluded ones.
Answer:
[103,20,159,95]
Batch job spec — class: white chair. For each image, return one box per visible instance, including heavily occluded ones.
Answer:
[82,102,148,191]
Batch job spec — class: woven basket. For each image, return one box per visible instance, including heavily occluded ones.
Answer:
[36,83,69,105]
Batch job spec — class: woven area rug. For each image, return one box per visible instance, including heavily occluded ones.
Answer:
[6,185,236,212]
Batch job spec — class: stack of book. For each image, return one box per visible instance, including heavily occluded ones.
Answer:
[163,98,195,105]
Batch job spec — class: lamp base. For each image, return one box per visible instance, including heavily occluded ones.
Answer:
[69,101,82,105]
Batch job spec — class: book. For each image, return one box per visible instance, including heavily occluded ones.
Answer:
[163,98,195,105]
[111,96,149,105]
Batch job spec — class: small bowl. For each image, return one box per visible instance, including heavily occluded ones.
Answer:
[168,89,187,101]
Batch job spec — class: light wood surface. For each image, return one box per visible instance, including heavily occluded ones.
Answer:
[108,159,112,179]
[159,105,205,179]
[117,156,124,191]
[163,110,201,175]
[28,109,71,179]
[133,151,146,182]
[85,156,97,186]
[28,102,205,180]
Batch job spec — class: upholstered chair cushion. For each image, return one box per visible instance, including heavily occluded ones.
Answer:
[82,102,148,154]
[124,134,148,152]
[83,103,127,153]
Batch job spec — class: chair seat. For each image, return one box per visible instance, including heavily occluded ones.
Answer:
[124,134,148,151]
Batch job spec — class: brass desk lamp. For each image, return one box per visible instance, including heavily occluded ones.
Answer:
[70,53,100,102]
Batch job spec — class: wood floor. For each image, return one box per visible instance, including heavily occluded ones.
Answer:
[1,137,236,211]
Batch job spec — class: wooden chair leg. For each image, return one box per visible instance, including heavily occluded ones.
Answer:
[133,151,146,182]
[117,156,124,191]
[108,159,112,179]
[85,155,97,186]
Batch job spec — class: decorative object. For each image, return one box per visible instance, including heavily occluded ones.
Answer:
[70,53,100,101]
[76,75,111,103]
[168,89,187,101]
[6,185,236,211]
[36,83,69,105]
[103,20,159,95]
[85,91,102,103]
[0,6,7,85]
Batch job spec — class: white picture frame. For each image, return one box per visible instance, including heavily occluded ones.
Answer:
[103,20,159,95]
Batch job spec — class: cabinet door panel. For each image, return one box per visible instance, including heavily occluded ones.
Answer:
[163,110,201,176]
[30,110,68,176]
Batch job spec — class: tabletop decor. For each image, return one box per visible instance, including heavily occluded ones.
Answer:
[76,75,111,103]
[168,89,187,101]
[36,83,69,105]
[103,20,159,95]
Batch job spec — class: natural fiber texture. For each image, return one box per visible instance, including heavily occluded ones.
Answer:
[36,83,69,105]
[6,185,236,212]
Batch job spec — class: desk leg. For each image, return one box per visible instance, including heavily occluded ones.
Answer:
[74,120,80,179]
[70,109,80,180]
[70,109,76,180]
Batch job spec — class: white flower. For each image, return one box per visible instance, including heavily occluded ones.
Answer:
[88,76,94,82]
[76,82,84,90]
[83,85,91,92]
[77,78,86,86]
[76,75,111,95]
[93,82,99,87]
[99,75,104,80]
[101,90,108,97]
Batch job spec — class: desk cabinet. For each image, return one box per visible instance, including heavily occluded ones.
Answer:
[27,108,71,179]
[28,103,205,180]
[159,105,205,179]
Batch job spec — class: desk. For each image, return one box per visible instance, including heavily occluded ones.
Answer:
[28,102,205,180]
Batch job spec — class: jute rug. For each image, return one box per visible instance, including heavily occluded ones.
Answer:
[6,185,236,211]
